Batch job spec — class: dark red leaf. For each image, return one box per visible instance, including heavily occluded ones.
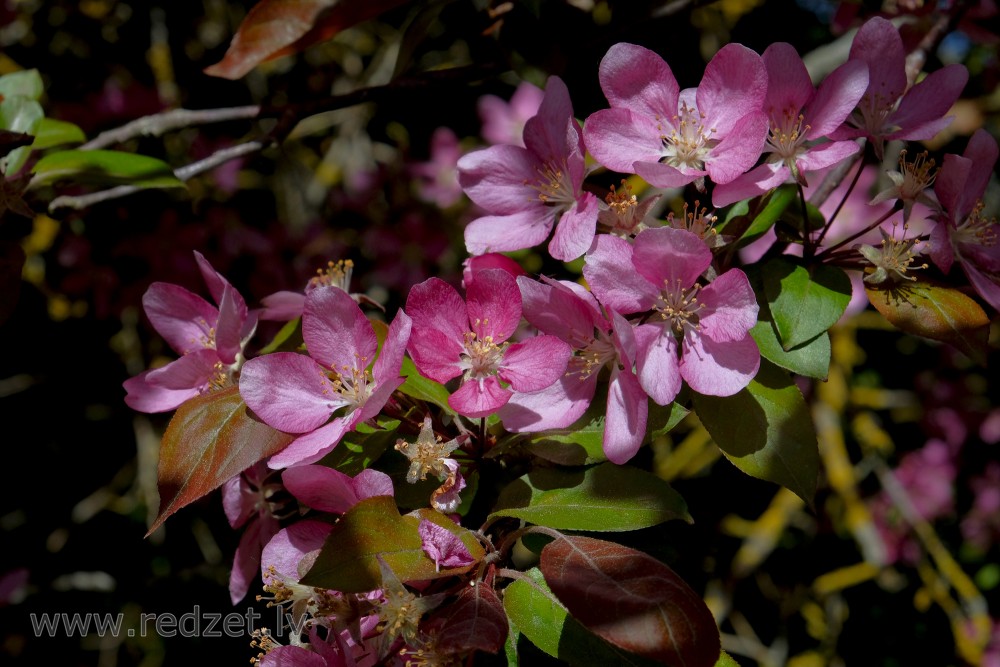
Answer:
[423,582,508,654]
[204,0,412,80]
[148,386,294,535]
[540,536,720,667]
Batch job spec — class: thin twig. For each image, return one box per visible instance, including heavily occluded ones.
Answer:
[80,106,262,150]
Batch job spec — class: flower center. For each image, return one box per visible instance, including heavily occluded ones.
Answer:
[896,149,937,200]
[654,279,703,335]
[532,160,576,209]
[955,201,998,249]
[567,328,617,380]
[321,356,374,409]
[767,110,810,164]
[309,258,354,292]
[601,180,646,237]
[660,101,717,170]
[459,325,507,381]
[858,225,928,285]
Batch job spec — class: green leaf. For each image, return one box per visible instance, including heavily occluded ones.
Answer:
[716,650,742,667]
[503,568,661,667]
[750,315,831,380]
[30,149,184,188]
[866,280,991,365]
[0,97,43,175]
[301,497,483,592]
[490,462,690,530]
[399,355,453,414]
[31,118,86,150]
[148,386,295,535]
[737,183,797,247]
[693,361,819,504]
[646,400,689,440]
[761,257,851,350]
[256,317,302,355]
[319,419,398,477]
[0,69,43,100]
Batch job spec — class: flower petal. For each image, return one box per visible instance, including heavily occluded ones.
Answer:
[697,269,759,342]
[240,352,347,434]
[267,416,355,469]
[680,332,760,396]
[142,283,218,356]
[467,268,522,343]
[583,234,659,314]
[498,373,597,432]
[303,287,377,374]
[633,226,712,288]
[123,369,200,413]
[583,108,665,173]
[635,323,682,406]
[449,376,511,418]
[500,335,572,392]
[603,367,648,465]
[464,209,557,256]
[549,192,600,261]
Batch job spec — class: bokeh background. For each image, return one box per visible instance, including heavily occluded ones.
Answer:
[1,0,999,665]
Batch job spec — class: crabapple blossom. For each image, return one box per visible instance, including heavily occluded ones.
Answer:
[477,80,544,147]
[458,76,600,261]
[239,286,412,468]
[584,227,760,405]
[404,269,572,418]
[222,463,284,604]
[583,42,769,191]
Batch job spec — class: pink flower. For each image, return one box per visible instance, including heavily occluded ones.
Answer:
[461,252,526,289]
[258,259,382,322]
[930,128,1000,310]
[833,16,968,159]
[584,227,760,404]
[418,519,474,572]
[712,42,868,207]
[282,465,394,514]
[477,80,544,147]
[583,42,769,190]
[498,276,649,464]
[410,127,464,208]
[239,287,412,468]
[223,463,284,604]
[458,76,601,261]
[404,269,572,418]
[123,250,255,413]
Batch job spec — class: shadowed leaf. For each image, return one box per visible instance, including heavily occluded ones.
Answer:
[762,257,851,350]
[424,582,508,654]
[31,150,184,188]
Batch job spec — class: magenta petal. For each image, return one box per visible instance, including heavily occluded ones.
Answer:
[352,468,395,501]
[680,332,760,397]
[763,43,813,117]
[500,335,572,392]
[603,368,648,465]
[355,375,405,424]
[499,373,597,432]
[406,277,469,346]
[712,162,788,208]
[890,64,968,135]
[517,276,602,342]
[963,262,1000,312]
[258,290,305,321]
[419,519,474,571]
[599,42,680,117]
[851,17,906,103]
[929,223,955,274]
[230,514,280,604]
[549,192,599,261]
[142,283,218,355]
[145,348,219,390]
[795,140,861,173]
[633,226,712,288]
[123,370,200,413]
[449,376,511,418]
[635,323,682,406]
[303,287,377,373]
[457,144,541,213]
[523,76,575,163]
[283,465,361,513]
[260,645,328,667]
[706,110,769,185]
[466,268,522,343]
[634,160,701,189]
[806,60,869,138]
[260,519,333,582]
[697,269,759,342]
[936,153,973,220]
[583,234,659,314]
[372,309,412,384]
[697,43,767,135]
[267,416,354,469]
[407,326,464,385]
[240,352,347,433]
[214,286,244,364]
[464,209,557,256]
[583,108,665,173]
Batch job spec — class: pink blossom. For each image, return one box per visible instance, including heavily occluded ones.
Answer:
[404,269,572,418]
[458,76,601,261]
[498,275,649,464]
[461,252,526,289]
[833,16,968,158]
[239,287,412,468]
[584,227,760,404]
[712,42,868,207]
[583,42,769,190]
[282,465,394,514]
[418,519,475,572]
[123,250,255,413]
[258,259,382,322]
[477,80,544,147]
[929,128,1000,310]
[410,127,464,208]
[223,463,285,604]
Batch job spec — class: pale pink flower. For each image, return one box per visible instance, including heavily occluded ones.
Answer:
[410,127,464,208]
[712,42,868,207]
[459,76,600,261]
[584,227,760,404]
[239,287,412,468]
[930,128,1000,311]
[258,259,382,322]
[123,250,255,413]
[282,465,394,514]
[404,269,572,418]
[583,42,769,191]
[477,80,544,147]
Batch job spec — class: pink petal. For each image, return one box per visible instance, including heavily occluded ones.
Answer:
[123,370,199,413]
[763,43,813,118]
[517,275,602,343]
[795,140,862,173]
[283,465,362,513]
[258,290,305,321]
[260,520,333,582]
[214,285,245,364]
[963,262,1000,312]
[449,376,511,418]
[634,159,701,189]
[466,268,522,343]
[583,108,665,173]
[372,309,412,384]
[303,287,377,374]
[267,416,355,469]
[603,367,648,465]
[697,269,759,342]
[419,519,475,571]
[936,153,973,221]
[633,226,712,288]
[599,42,680,118]
[498,373,597,432]
[635,323,682,406]
[680,332,760,396]
[406,277,469,347]
[712,162,789,209]
[706,110,770,185]
[142,283,218,356]
[583,234,659,314]
[889,65,968,138]
[929,222,955,274]
[260,646,328,667]
[145,348,219,390]
[240,352,347,433]
[230,514,280,604]
[457,144,543,214]
[407,326,464,385]
[805,60,869,138]
[353,468,395,501]
[698,43,768,135]
[523,76,576,164]
[850,17,906,104]
[464,209,557,256]
[500,335,572,392]
[549,192,600,261]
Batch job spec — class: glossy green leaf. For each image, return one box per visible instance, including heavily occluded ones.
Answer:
[320,419,399,477]
[301,497,483,592]
[490,462,690,530]
[540,536,721,667]
[750,316,831,380]
[399,355,453,414]
[738,183,797,247]
[503,568,661,667]
[866,280,990,365]
[148,386,295,535]
[0,69,43,100]
[30,149,184,188]
[647,400,689,440]
[761,257,851,350]
[693,361,819,504]
[0,97,43,175]
[716,650,742,667]
[527,414,607,466]
[31,118,86,150]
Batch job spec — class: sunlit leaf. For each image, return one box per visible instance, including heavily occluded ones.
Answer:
[0,97,43,175]
[301,497,483,592]
[737,183,796,246]
[400,356,453,414]
[693,361,819,504]
[204,0,413,80]
[761,257,851,350]
[866,280,990,365]
[503,568,661,666]
[490,463,690,531]
[750,315,831,380]
[0,69,43,101]
[31,118,86,150]
[31,150,184,188]
[148,386,295,535]
[540,536,721,667]
[423,582,508,654]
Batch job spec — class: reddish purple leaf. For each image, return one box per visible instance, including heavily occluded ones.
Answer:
[540,536,720,667]
[423,582,508,654]
[148,386,295,535]
[204,0,412,80]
